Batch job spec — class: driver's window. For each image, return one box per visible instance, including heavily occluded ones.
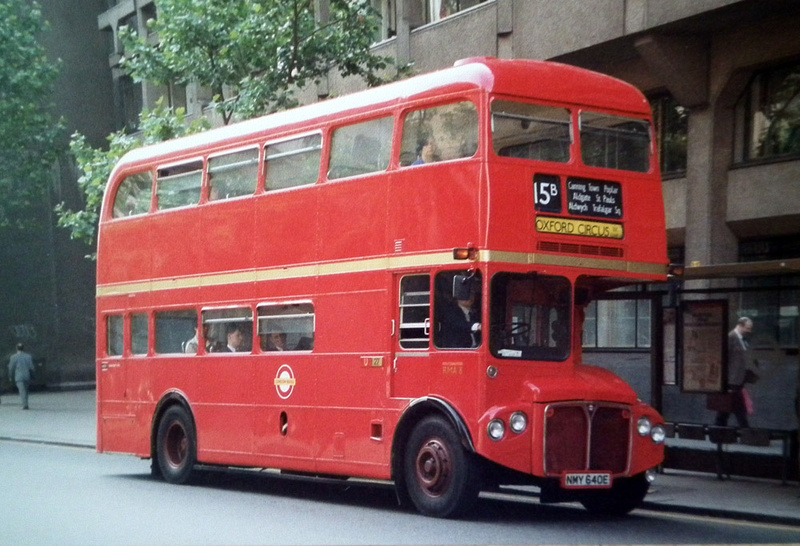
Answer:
[434,270,482,349]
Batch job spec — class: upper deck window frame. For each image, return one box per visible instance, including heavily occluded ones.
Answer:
[155,158,204,211]
[264,131,323,192]
[399,99,480,167]
[206,145,260,202]
[578,110,653,174]
[490,99,573,164]
[112,171,154,219]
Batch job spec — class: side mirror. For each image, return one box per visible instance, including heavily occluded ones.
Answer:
[452,274,474,301]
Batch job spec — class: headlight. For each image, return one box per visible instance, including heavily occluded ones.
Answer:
[650,424,666,444]
[637,416,652,437]
[509,412,528,434]
[487,419,505,441]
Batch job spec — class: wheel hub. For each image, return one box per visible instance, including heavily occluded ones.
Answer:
[415,438,452,497]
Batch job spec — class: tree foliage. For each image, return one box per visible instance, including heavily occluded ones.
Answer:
[0,0,63,229]
[56,100,209,253]
[121,0,399,123]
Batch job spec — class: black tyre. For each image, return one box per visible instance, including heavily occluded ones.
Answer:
[155,405,197,484]
[579,472,649,516]
[402,415,480,518]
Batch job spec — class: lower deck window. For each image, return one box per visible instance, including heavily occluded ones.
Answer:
[155,310,198,354]
[257,303,315,351]
[202,308,253,353]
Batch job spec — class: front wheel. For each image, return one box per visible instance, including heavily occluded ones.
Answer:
[155,405,197,484]
[579,473,650,516]
[402,416,481,518]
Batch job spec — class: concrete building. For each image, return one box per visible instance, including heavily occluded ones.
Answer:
[0,0,113,386]
[92,0,799,476]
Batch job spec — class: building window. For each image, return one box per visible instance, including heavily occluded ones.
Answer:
[583,299,651,349]
[370,0,396,41]
[739,237,800,348]
[737,61,800,162]
[407,0,487,28]
[651,94,688,175]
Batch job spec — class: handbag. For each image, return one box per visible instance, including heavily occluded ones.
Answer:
[741,387,755,415]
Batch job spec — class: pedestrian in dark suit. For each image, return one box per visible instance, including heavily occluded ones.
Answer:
[8,343,35,409]
[715,317,755,427]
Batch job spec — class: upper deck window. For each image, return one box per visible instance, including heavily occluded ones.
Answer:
[113,172,153,218]
[208,148,259,201]
[491,101,571,163]
[329,117,393,179]
[156,160,203,210]
[579,112,651,173]
[265,134,322,191]
[400,101,479,166]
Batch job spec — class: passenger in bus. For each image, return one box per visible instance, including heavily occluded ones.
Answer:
[412,137,438,165]
[266,332,287,351]
[439,290,482,348]
[224,323,247,352]
[184,324,210,354]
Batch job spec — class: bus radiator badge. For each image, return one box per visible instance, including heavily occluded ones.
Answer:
[274,365,296,399]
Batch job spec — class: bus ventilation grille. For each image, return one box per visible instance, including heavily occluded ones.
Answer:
[538,241,623,258]
[544,403,630,476]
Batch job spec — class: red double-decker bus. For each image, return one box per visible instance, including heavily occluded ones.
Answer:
[97,58,668,518]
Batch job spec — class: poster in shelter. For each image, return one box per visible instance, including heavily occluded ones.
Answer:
[681,300,726,393]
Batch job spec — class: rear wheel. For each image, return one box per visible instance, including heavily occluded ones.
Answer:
[155,405,197,484]
[403,415,480,518]
[579,473,649,516]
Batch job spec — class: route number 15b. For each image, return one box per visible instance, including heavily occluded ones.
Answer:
[534,174,562,213]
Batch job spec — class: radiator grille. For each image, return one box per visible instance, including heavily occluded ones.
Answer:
[538,241,624,258]
[544,403,631,475]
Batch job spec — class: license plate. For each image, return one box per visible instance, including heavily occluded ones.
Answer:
[562,472,612,489]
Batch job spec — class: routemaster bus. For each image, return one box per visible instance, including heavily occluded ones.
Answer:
[96,57,668,518]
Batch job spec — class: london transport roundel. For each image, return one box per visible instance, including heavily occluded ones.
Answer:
[274,364,296,399]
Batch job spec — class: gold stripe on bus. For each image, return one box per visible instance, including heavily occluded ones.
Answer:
[97,250,666,298]
[535,217,624,240]
[481,250,666,276]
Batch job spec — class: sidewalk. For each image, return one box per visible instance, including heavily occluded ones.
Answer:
[1,388,799,525]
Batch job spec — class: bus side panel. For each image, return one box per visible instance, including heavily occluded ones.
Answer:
[192,355,257,460]
[389,162,482,254]
[148,207,204,280]
[313,276,392,478]
[253,187,319,273]
[96,217,152,286]
[316,174,388,263]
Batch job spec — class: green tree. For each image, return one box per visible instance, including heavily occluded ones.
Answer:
[120,0,399,124]
[0,0,63,229]
[56,99,209,253]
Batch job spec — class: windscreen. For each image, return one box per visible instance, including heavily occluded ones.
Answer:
[490,273,571,361]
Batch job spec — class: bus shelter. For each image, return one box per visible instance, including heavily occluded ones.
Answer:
[586,259,800,481]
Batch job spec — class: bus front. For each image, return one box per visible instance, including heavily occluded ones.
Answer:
[475,73,668,514]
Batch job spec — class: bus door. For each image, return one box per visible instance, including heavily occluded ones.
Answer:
[392,273,432,399]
